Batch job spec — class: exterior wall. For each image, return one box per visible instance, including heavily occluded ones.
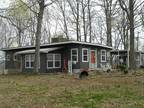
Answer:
[141,53,144,66]
[46,49,64,73]
[4,43,112,73]
[111,51,144,68]
[79,45,89,70]
[97,48,111,69]
[22,53,47,73]
[75,45,111,71]
[5,51,15,69]
[136,53,140,68]
[5,51,22,73]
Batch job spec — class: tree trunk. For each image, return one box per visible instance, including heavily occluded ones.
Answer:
[88,0,92,43]
[82,0,87,42]
[18,28,22,47]
[104,0,112,47]
[63,10,69,39]
[76,0,80,41]
[129,0,135,70]
[34,0,45,73]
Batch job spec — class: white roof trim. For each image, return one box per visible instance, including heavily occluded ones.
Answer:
[111,50,144,53]
[14,47,62,55]
[2,41,112,51]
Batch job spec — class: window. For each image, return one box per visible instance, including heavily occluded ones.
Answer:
[47,54,61,69]
[6,54,10,61]
[82,48,88,62]
[71,48,78,62]
[25,55,34,68]
[13,55,17,61]
[101,50,106,62]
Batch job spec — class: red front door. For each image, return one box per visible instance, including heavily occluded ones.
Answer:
[91,50,95,64]
[90,50,97,69]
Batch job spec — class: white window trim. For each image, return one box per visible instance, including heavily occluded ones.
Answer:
[25,55,40,69]
[101,50,106,62]
[71,48,78,62]
[47,54,61,69]
[25,55,34,69]
[82,48,88,62]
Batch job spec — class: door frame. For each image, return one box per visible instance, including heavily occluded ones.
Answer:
[89,50,97,70]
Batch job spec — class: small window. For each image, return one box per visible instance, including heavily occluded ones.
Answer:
[101,50,106,62]
[13,55,17,61]
[82,48,88,62]
[71,48,78,62]
[6,54,10,61]
[47,54,61,69]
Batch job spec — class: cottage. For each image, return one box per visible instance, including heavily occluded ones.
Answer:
[2,41,112,74]
[111,50,144,68]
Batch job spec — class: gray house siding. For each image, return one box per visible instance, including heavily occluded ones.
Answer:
[3,42,112,73]
[78,45,111,70]
[141,53,144,66]
[79,45,90,69]
[22,53,47,73]
[97,48,101,68]
[95,48,110,68]
[5,51,22,72]
[46,49,64,73]
[5,51,15,69]
[71,44,81,70]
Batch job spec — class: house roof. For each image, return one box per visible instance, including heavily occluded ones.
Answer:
[111,50,144,54]
[14,47,62,55]
[1,41,112,51]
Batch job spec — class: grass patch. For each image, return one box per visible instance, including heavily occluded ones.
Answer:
[54,85,142,108]
[0,72,143,108]
[16,83,49,95]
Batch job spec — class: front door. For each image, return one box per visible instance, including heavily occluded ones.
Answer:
[90,50,97,70]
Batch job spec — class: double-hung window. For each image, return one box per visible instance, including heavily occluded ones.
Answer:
[82,48,88,62]
[101,50,106,62]
[47,54,61,69]
[71,48,78,62]
[25,55,34,68]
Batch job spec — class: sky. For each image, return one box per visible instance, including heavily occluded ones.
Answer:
[0,0,10,8]
[0,0,144,50]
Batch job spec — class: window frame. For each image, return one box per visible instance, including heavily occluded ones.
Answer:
[82,48,88,62]
[47,54,61,69]
[71,48,78,62]
[101,50,106,62]
[25,55,34,69]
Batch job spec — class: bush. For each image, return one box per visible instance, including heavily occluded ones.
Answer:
[118,64,128,74]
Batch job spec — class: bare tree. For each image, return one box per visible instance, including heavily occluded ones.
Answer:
[118,0,144,69]
[20,0,54,73]
[0,0,32,47]
[67,0,81,41]
[88,0,92,42]
[55,0,69,39]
